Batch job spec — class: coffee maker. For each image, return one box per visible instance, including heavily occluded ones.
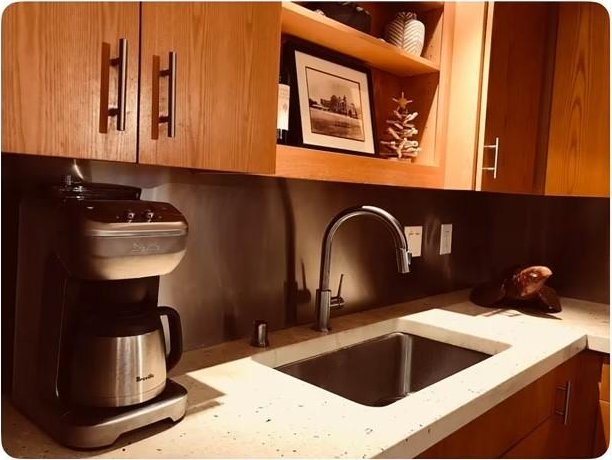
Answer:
[12,178,189,449]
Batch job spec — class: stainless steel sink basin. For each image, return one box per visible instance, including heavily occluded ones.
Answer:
[276,332,491,407]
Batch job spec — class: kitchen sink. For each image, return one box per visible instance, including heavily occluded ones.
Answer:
[276,332,491,407]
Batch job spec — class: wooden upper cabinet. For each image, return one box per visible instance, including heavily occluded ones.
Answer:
[475,2,609,197]
[138,3,281,173]
[1,3,139,162]
[478,2,557,194]
[545,2,610,197]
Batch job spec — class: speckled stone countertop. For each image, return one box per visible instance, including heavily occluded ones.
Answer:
[2,290,608,458]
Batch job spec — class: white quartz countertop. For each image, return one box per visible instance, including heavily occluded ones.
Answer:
[2,291,609,458]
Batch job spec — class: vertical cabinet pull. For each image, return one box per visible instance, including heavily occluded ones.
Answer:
[152,52,177,139]
[99,38,128,133]
[482,137,500,179]
[555,381,572,426]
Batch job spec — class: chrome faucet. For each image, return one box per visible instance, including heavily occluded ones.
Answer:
[314,206,411,332]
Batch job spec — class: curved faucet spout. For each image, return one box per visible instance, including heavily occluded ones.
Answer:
[315,206,411,332]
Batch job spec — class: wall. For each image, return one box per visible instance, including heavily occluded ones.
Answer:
[2,155,609,361]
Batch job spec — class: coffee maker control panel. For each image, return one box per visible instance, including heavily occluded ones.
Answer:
[123,208,157,222]
[57,200,189,280]
[123,208,156,222]
[77,201,184,225]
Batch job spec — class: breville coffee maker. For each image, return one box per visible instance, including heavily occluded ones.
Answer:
[12,178,189,449]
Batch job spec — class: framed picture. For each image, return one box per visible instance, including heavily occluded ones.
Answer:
[284,42,377,156]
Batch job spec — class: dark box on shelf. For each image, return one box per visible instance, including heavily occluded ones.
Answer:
[300,2,372,34]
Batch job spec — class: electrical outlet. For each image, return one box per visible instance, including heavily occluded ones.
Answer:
[440,224,453,255]
[404,226,423,258]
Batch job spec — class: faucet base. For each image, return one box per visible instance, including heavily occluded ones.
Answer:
[314,289,332,332]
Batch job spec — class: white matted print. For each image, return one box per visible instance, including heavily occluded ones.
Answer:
[295,51,375,154]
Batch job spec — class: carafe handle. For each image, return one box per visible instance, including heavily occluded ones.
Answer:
[158,306,183,371]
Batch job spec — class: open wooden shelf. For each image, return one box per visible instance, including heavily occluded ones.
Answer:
[275,144,443,188]
[281,2,440,77]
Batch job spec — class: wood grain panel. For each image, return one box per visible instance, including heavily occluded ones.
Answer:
[443,2,488,190]
[1,3,139,161]
[418,7,445,66]
[281,2,439,77]
[559,351,601,458]
[275,144,443,188]
[594,355,610,456]
[401,73,440,166]
[474,0,495,192]
[602,356,610,402]
[545,2,610,197]
[418,352,600,459]
[593,400,610,457]
[139,3,281,173]
[501,416,563,459]
[372,69,439,166]
[504,352,601,458]
[418,363,563,458]
[481,2,558,194]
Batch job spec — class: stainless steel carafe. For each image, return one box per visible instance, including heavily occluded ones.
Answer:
[70,306,183,407]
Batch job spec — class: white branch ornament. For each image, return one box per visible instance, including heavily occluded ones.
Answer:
[380,92,421,160]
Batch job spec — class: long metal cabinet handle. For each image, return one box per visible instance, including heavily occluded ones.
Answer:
[555,381,572,426]
[158,52,177,138]
[100,38,128,133]
[482,137,500,179]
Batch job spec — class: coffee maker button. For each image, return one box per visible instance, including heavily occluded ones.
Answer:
[144,210,155,221]
[125,210,136,221]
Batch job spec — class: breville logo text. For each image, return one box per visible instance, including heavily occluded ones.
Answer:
[131,242,161,254]
[136,373,154,382]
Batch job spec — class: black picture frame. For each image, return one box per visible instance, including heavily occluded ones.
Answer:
[282,40,378,157]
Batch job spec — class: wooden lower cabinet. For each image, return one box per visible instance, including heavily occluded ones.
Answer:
[418,351,604,459]
[593,356,610,456]
[593,401,610,456]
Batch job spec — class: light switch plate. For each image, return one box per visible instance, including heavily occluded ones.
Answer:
[404,226,423,258]
[440,224,453,255]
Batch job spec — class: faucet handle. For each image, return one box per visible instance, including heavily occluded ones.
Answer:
[331,274,345,310]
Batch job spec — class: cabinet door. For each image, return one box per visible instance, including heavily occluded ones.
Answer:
[593,355,609,456]
[139,3,281,173]
[1,3,139,161]
[502,352,601,458]
[417,358,563,459]
[479,2,557,194]
[418,352,601,459]
[545,2,609,197]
